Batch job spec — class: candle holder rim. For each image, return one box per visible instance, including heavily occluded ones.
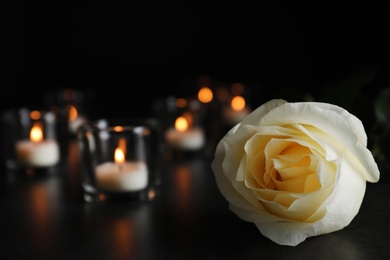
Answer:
[80,117,160,132]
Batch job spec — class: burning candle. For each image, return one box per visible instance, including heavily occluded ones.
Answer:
[95,139,148,192]
[222,95,250,125]
[197,86,213,104]
[165,116,205,150]
[68,104,86,134]
[15,122,60,167]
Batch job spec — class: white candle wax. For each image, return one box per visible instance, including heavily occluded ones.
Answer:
[95,161,148,192]
[165,127,205,150]
[16,139,60,167]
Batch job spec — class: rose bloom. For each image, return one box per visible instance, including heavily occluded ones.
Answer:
[211,99,380,246]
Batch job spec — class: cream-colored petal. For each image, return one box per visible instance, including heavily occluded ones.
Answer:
[257,101,379,182]
[211,99,378,247]
[212,140,262,210]
[240,99,287,126]
[246,151,267,188]
[253,155,366,246]
[273,171,321,193]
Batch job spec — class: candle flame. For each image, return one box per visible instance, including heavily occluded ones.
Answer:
[118,137,126,153]
[114,147,125,164]
[198,87,213,103]
[30,123,43,142]
[231,96,246,111]
[68,105,78,121]
[175,116,188,132]
[30,110,41,120]
[114,126,124,132]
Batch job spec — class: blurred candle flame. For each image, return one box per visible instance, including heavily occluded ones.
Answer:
[175,116,188,132]
[30,110,41,120]
[118,137,127,154]
[30,123,43,142]
[231,96,246,111]
[115,146,126,164]
[68,105,78,121]
[115,137,127,164]
[114,126,124,132]
[198,87,213,103]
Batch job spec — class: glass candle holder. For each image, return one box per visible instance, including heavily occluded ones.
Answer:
[77,118,161,204]
[45,88,90,136]
[1,108,61,175]
[221,94,251,126]
[162,97,206,159]
[44,88,95,161]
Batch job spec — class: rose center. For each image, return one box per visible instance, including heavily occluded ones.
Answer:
[265,142,321,193]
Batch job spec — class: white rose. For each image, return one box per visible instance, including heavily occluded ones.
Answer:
[211,99,380,246]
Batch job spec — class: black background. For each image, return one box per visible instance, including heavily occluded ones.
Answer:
[3,1,390,118]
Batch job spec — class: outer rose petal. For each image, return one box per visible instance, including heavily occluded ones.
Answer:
[255,154,366,246]
[211,99,380,246]
[241,99,379,182]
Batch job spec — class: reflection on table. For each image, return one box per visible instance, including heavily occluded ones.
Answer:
[0,139,390,259]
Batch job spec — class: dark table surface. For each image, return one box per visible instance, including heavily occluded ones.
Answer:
[1,140,390,260]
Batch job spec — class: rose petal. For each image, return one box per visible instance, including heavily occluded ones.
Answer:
[211,99,380,247]
[255,154,366,246]
[245,101,379,182]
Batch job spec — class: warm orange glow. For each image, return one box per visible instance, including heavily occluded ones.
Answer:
[114,126,124,132]
[174,165,193,214]
[68,105,78,121]
[112,218,134,256]
[29,183,51,245]
[114,147,125,164]
[148,189,156,200]
[176,98,187,108]
[118,137,127,155]
[182,112,193,127]
[30,110,41,120]
[30,123,43,142]
[175,116,188,132]
[198,87,213,103]
[231,96,246,111]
